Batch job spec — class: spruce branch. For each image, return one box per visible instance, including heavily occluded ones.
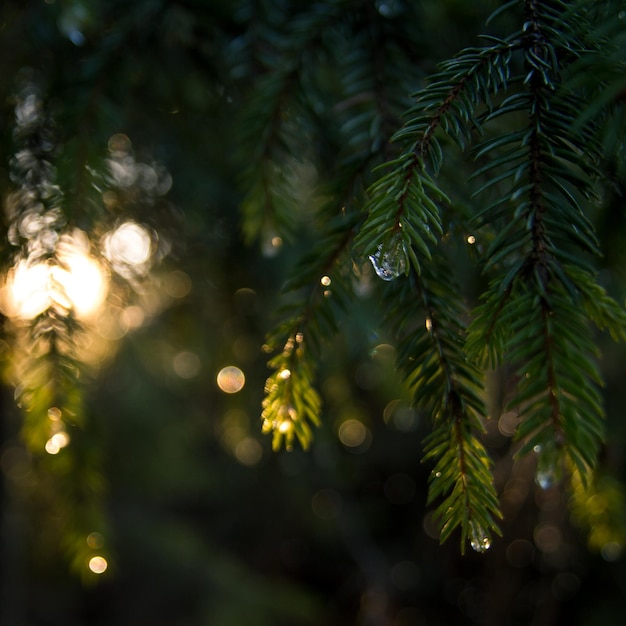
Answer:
[261,332,322,451]
[2,86,110,576]
[258,0,424,449]
[237,2,345,247]
[260,211,359,450]
[467,0,621,492]
[250,0,626,554]
[356,34,519,278]
[388,262,501,553]
[355,0,626,549]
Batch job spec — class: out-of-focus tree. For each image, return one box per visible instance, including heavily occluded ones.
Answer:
[1,1,626,625]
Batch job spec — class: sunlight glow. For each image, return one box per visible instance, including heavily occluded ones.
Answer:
[2,234,108,320]
[53,252,107,317]
[6,261,50,319]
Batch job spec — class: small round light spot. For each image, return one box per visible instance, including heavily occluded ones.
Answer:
[278,420,292,434]
[217,366,245,393]
[51,432,70,448]
[48,407,62,421]
[163,270,192,299]
[88,556,108,574]
[173,351,201,379]
[467,235,476,244]
[86,532,105,549]
[338,419,368,448]
[320,275,331,286]
[601,541,623,561]
[108,133,131,156]
[235,438,263,466]
[44,432,70,455]
[45,439,60,455]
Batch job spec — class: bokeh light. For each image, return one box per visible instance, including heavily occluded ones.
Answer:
[3,261,50,319]
[216,366,245,393]
[45,432,70,455]
[120,306,145,330]
[338,419,371,452]
[101,220,153,277]
[53,250,108,318]
[383,400,419,432]
[234,438,263,466]
[1,231,108,320]
[108,132,131,156]
[48,407,62,421]
[261,231,283,257]
[533,522,562,553]
[173,351,201,379]
[163,270,192,299]
[86,532,104,549]
[88,556,108,574]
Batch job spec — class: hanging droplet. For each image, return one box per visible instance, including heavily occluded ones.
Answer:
[369,234,407,281]
[469,521,491,553]
[534,444,560,490]
[536,460,558,489]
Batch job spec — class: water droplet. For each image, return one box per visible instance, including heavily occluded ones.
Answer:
[469,521,491,553]
[369,234,407,281]
[534,445,560,489]
[536,463,557,490]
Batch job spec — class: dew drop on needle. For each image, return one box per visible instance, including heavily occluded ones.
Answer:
[369,235,407,281]
[469,521,491,553]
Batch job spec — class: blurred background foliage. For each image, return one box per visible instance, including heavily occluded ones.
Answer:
[0,1,625,625]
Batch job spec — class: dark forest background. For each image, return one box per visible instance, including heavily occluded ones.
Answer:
[1,1,626,625]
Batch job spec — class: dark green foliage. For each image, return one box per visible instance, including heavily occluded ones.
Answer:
[2,0,626,579]
[255,0,626,552]
[3,85,109,574]
[389,262,502,552]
